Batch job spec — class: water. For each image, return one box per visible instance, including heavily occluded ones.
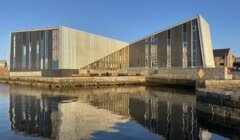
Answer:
[0,84,238,140]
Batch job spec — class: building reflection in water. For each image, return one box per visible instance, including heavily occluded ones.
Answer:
[7,85,238,140]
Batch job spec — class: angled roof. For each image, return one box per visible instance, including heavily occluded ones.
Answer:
[213,48,230,57]
[130,14,203,44]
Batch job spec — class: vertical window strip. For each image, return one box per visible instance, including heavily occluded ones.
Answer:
[167,30,171,68]
[182,24,188,68]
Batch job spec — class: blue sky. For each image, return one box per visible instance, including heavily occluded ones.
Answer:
[0,0,240,60]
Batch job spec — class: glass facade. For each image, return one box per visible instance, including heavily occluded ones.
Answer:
[145,38,149,67]
[10,29,60,71]
[167,30,171,68]
[40,32,44,70]
[182,24,188,68]
[36,33,40,70]
[191,19,197,67]
[52,30,59,69]
[44,31,48,69]
[13,35,16,70]
[150,35,157,68]
[29,32,32,70]
[83,47,128,70]
[22,33,27,69]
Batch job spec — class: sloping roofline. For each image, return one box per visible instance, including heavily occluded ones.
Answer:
[129,14,203,44]
[11,26,61,33]
[11,14,205,45]
[10,26,129,44]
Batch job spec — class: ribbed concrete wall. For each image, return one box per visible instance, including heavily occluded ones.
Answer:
[59,26,129,69]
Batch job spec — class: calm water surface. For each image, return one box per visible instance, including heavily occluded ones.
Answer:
[0,84,239,140]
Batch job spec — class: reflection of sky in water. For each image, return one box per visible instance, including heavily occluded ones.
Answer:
[91,121,163,140]
[0,84,236,140]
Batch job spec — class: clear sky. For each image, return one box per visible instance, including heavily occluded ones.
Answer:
[0,0,240,60]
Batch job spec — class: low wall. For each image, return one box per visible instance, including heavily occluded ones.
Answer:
[204,80,240,89]
[9,69,79,77]
[149,67,231,80]
[79,68,149,76]
[0,67,9,76]
[0,76,146,88]
[196,89,240,122]
[10,71,42,77]
[42,69,79,77]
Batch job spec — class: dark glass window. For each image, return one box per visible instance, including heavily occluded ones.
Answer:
[29,32,32,42]
[183,23,187,32]
[167,30,171,39]
[23,32,26,45]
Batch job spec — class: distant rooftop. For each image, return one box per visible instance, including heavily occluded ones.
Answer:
[213,48,231,57]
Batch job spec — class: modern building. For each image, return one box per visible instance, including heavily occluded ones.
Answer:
[10,26,128,71]
[84,14,215,70]
[10,14,215,76]
[213,48,234,67]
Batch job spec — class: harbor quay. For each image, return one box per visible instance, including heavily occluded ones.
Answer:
[1,14,239,126]
[196,88,240,122]
[0,67,239,89]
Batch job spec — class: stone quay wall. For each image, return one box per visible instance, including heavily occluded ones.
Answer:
[149,67,231,80]
[196,89,240,122]
[0,76,146,88]
[146,77,196,88]
[0,67,9,76]
[204,80,240,89]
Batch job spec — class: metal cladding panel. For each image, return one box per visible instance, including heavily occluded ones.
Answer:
[31,32,37,70]
[59,26,129,69]
[157,31,167,68]
[187,22,192,67]
[129,39,145,67]
[10,34,14,70]
[196,22,203,67]
[198,15,215,68]
[171,25,183,67]
[16,33,23,70]
[48,30,53,69]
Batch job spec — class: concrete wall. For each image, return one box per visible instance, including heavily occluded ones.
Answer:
[198,15,215,68]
